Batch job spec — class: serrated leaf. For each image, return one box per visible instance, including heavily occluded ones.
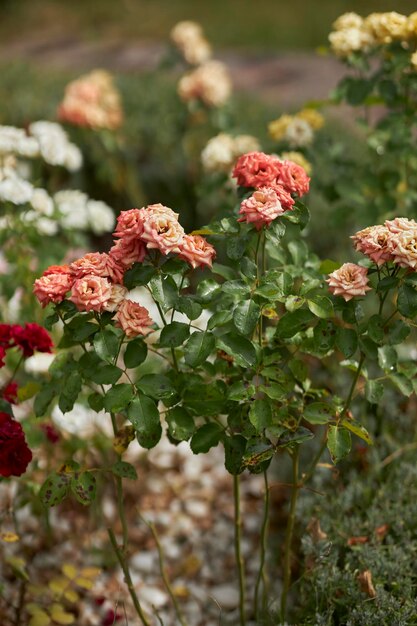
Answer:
[249,398,272,431]
[93,329,120,363]
[89,364,123,385]
[388,319,410,345]
[59,370,82,414]
[190,423,223,454]
[307,295,334,319]
[216,333,256,368]
[367,314,384,344]
[136,374,175,400]
[184,331,215,367]
[34,384,56,417]
[327,425,351,464]
[127,395,162,449]
[233,300,260,336]
[389,373,414,397]
[112,461,138,480]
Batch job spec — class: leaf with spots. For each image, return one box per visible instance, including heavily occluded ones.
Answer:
[70,471,96,506]
[39,472,71,507]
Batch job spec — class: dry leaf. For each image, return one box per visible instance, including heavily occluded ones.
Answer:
[358,569,376,598]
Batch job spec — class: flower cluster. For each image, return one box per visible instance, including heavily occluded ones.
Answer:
[0,322,53,363]
[0,412,32,477]
[34,204,216,337]
[233,151,310,230]
[53,190,115,235]
[27,122,83,171]
[329,11,417,58]
[178,60,232,108]
[170,20,212,66]
[268,108,324,148]
[58,70,123,131]
[327,217,417,301]
[201,133,260,173]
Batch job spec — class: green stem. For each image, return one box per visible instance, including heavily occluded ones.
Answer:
[108,528,151,626]
[254,469,270,618]
[281,446,300,621]
[155,299,179,372]
[142,517,189,626]
[340,352,365,420]
[233,474,246,626]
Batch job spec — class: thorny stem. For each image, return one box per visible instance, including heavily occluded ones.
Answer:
[142,516,189,626]
[108,528,151,626]
[233,474,246,626]
[281,446,300,621]
[254,470,270,618]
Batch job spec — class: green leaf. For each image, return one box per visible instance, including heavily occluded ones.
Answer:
[341,418,373,445]
[149,274,178,311]
[136,374,176,400]
[58,371,83,414]
[233,300,260,336]
[207,310,233,330]
[39,473,70,507]
[34,384,56,417]
[197,279,221,302]
[239,257,257,280]
[320,259,340,274]
[123,338,148,368]
[112,461,138,480]
[88,392,104,412]
[89,364,123,385]
[260,383,286,400]
[184,331,215,367]
[398,283,417,318]
[282,202,309,230]
[224,435,247,474]
[222,280,251,298]
[389,373,414,397]
[93,329,120,363]
[249,398,272,431]
[212,262,236,280]
[242,442,275,468]
[127,395,162,449]
[228,381,255,401]
[159,322,190,348]
[123,264,156,289]
[277,426,314,447]
[216,333,257,368]
[367,314,384,344]
[378,345,397,371]
[388,319,410,345]
[335,327,358,358]
[104,384,134,413]
[307,295,334,319]
[166,407,195,441]
[275,309,315,339]
[365,380,384,404]
[0,399,13,415]
[327,425,351,464]
[345,76,374,105]
[288,239,308,266]
[176,297,203,321]
[226,235,248,260]
[70,472,96,506]
[190,423,223,454]
[377,276,399,292]
[304,402,335,425]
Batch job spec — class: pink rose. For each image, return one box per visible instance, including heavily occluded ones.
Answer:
[385,217,417,234]
[70,252,124,284]
[113,209,146,239]
[113,300,154,337]
[389,229,417,269]
[326,263,372,301]
[109,236,147,268]
[33,273,74,307]
[351,225,395,266]
[178,234,216,268]
[238,187,286,230]
[70,275,113,312]
[103,284,129,312]
[276,160,310,197]
[145,203,179,220]
[141,209,185,255]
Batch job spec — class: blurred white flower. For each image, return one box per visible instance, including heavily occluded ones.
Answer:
[87,199,115,234]
[0,176,33,204]
[31,188,54,216]
[51,403,111,437]
[64,143,83,172]
[54,189,89,230]
[24,352,56,375]
[285,118,314,148]
[28,120,83,171]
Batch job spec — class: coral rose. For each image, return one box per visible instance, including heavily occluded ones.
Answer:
[0,412,32,477]
[238,187,286,230]
[113,208,145,239]
[109,236,147,268]
[389,230,417,269]
[113,300,154,337]
[232,151,280,189]
[178,234,216,268]
[141,208,185,255]
[276,160,310,197]
[33,273,74,307]
[70,275,113,312]
[326,263,372,301]
[103,284,129,313]
[70,252,124,284]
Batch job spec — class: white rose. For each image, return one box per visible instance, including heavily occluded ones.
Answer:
[0,177,33,204]
[87,199,115,234]
[64,143,83,172]
[31,188,54,216]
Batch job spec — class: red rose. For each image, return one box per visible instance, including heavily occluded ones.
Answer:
[2,382,18,404]
[11,323,53,357]
[0,412,32,477]
[41,423,60,444]
[0,346,6,368]
[0,324,13,348]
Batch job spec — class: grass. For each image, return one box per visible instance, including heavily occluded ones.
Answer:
[2,0,417,51]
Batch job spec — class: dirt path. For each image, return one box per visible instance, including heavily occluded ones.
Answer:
[1,35,344,106]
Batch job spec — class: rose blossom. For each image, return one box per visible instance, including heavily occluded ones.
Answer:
[103,284,129,313]
[238,187,286,230]
[113,300,154,337]
[33,273,74,307]
[113,208,145,239]
[385,217,417,234]
[232,151,281,189]
[389,230,417,269]
[351,224,394,266]
[0,412,32,477]
[109,236,147,268]
[326,263,372,301]
[70,252,124,284]
[177,235,216,268]
[42,264,72,276]
[141,207,185,255]
[276,160,310,197]
[70,275,113,312]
